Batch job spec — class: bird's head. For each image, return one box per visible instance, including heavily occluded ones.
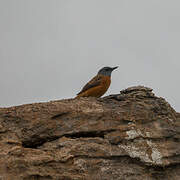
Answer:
[98,66,118,76]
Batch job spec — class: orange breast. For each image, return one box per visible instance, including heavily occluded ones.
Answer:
[77,76,111,98]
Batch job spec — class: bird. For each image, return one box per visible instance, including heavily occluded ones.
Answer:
[76,66,118,98]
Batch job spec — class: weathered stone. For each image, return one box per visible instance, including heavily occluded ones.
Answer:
[0,86,179,180]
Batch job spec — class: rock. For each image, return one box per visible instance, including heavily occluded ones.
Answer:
[0,86,179,180]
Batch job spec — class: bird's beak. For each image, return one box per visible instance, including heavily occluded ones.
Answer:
[111,66,118,71]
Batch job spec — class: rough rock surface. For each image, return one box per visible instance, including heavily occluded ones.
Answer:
[0,86,179,180]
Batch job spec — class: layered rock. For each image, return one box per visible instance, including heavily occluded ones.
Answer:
[0,86,179,180]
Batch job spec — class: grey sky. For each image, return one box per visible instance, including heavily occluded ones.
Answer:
[0,0,179,112]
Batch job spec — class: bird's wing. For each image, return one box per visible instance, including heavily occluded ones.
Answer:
[77,75,102,95]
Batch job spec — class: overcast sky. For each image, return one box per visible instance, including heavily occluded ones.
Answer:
[0,0,179,112]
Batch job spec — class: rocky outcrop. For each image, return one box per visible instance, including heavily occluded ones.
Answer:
[0,86,179,180]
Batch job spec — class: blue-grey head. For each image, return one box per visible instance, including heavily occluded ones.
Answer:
[97,66,118,76]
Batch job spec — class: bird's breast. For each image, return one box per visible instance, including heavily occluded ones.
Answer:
[100,75,111,91]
